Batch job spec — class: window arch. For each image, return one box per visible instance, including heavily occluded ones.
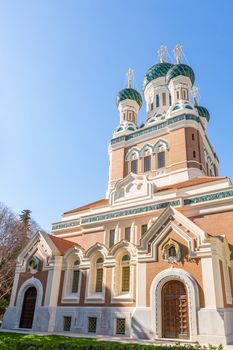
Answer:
[86,252,106,301]
[112,250,134,302]
[62,253,82,303]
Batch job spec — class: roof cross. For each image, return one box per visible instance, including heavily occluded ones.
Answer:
[173,44,183,64]
[192,86,199,106]
[157,45,167,63]
[127,68,134,88]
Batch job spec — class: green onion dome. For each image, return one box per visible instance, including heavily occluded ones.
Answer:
[142,62,174,91]
[166,64,195,85]
[116,88,142,109]
[196,105,210,122]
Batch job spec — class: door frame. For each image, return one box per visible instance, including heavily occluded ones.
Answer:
[150,268,199,340]
[15,277,43,329]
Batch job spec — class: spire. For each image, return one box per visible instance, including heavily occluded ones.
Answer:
[157,45,167,63]
[173,44,183,64]
[192,86,199,106]
[127,68,134,88]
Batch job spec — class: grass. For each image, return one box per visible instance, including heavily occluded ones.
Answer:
[0,332,223,350]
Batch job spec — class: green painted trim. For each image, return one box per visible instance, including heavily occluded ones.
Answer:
[52,189,233,231]
[52,200,180,230]
[81,200,180,224]
[111,114,200,145]
[111,113,219,162]
[184,190,233,205]
[52,220,80,231]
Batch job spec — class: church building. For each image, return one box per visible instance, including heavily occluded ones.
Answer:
[3,45,233,345]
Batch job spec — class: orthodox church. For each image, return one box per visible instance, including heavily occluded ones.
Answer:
[3,45,233,345]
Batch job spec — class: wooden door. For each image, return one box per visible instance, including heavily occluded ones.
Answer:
[19,287,37,329]
[162,280,189,339]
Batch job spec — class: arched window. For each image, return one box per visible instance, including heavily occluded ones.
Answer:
[95,257,104,293]
[72,259,80,293]
[144,155,151,172]
[122,255,130,292]
[131,159,138,174]
[157,151,165,169]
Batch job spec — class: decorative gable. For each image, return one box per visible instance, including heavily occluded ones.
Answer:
[17,231,61,273]
[139,206,208,262]
[109,173,155,206]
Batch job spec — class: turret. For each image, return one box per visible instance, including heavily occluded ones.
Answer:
[143,46,173,121]
[115,69,142,134]
[166,45,195,105]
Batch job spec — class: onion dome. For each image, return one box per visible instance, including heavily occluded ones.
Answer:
[116,88,142,109]
[142,63,174,91]
[196,105,210,122]
[166,64,195,85]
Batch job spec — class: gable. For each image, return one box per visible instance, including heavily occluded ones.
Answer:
[109,173,154,206]
[139,206,207,262]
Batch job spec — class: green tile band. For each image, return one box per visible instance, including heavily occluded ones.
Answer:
[51,200,180,230]
[184,190,233,205]
[111,113,218,162]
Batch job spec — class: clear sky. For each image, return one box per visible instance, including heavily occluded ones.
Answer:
[0,0,233,231]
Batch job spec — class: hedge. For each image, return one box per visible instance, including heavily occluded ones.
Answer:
[16,342,224,350]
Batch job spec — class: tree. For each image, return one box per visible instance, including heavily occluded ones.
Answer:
[19,209,32,238]
[0,203,41,319]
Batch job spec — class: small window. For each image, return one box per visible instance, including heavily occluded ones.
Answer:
[182,89,188,100]
[141,224,147,236]
[95,268,103,292]
[144,155,151,172]
[162,92,166,106]
[122,254,130,262]
[63,316,72,331]
[72,270,80,293]
[169,94,172,106]
[150,102,154,111]
[116,318,126,335]
[193,151,196,158]
[156,94,159,107]
[131,159,138,174]
[109,229,115,247]
[176,91,180,99]
[88,317,97,333]
[125,227,131,241]
[157,152,165,169]
[192,133,195,141]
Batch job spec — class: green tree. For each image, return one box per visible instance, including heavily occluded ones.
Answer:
[19,209,32,237]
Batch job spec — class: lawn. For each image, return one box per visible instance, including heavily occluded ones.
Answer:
[0,332,222,350]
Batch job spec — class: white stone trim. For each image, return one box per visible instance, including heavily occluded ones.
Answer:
[150,267,199,339]
[15,277,43,329]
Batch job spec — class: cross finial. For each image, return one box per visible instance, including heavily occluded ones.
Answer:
[127,68,134,88]
[157,45,167,63]
[173,44,183,64]
[191,86,199,106]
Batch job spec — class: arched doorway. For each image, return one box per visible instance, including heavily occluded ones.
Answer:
[19,286,37,329]
[162,280,189,339]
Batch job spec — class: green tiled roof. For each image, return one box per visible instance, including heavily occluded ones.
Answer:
[196,106,210,122]
[116,88,142,108]
[166,64,195,85]
[142,63,174,91]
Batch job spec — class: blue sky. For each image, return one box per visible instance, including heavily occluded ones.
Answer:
[0,0,233,231]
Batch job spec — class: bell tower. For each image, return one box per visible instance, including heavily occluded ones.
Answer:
[107,45,219,196]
